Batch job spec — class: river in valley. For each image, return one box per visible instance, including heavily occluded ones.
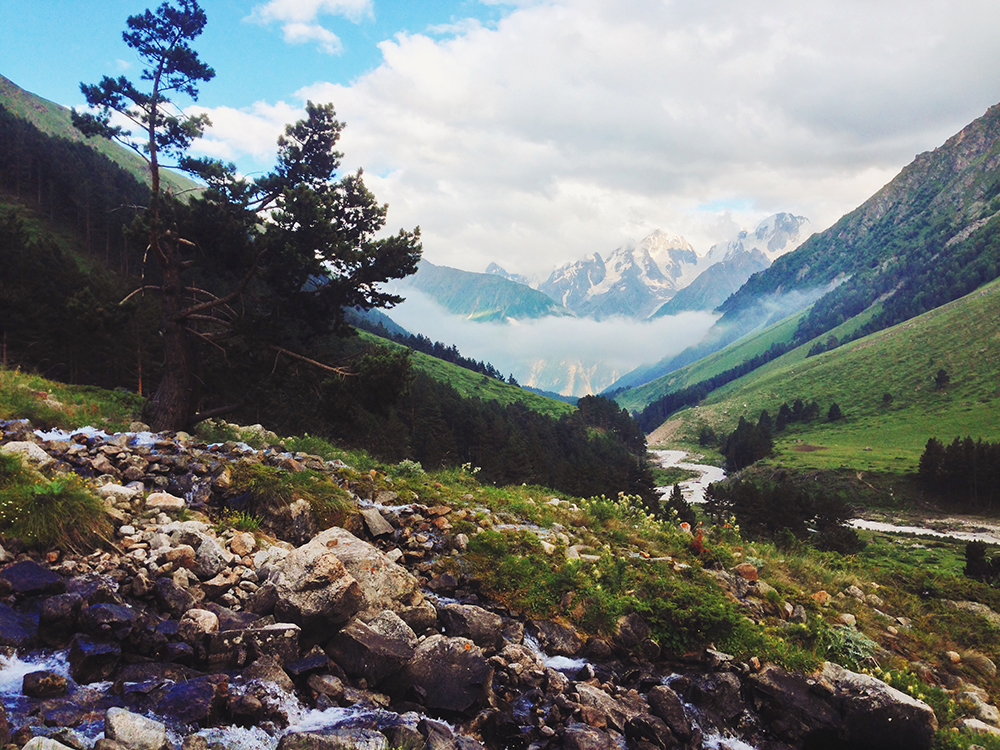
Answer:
[651,449,1000,546]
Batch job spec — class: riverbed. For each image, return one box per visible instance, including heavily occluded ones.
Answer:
[650,449,725,504]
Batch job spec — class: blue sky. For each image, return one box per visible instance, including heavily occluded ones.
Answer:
[3,1,1000,277]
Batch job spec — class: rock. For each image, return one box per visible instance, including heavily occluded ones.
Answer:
[398,601,438,633]
[269,543,363,630]
[389,634,493,713]
[361,507,394,537]
[147,675,228,726]
[145,492,186,512]
[964,653,998,678]
[192,536,230,579]
[243,654,295,693]
[228,692,264,726]
[247,622,301,664]
[104,708,168,750]
[364,609,418,648]
[23,670,68,698]
[154,577,198,618]
[562,725,613,750]
[78,603,137,640]
[231,532,256,557]
[277,730,389,750]
[307,674,345,701]
[812,590,831,606]
[2,441,55,468]
[647,685,693,741]
[426,572,458,595]
[178,609,220,643]
[0,601,37,649]
[748,662,938,750]
[844,585,864,599]
[573,683,643,732]
[98,483,141,502]
[837,613,857,627]
[528,619,583,657]
[68,634,120,683]
[21,739,76,750]
[625,714,676,749]
[675,672,742,725]
[734,562,759,581]
[327,618,415,686]
[613,612,650,650]
[438,604,503,651]
[0,560,66,596]
[961,718,1000,736]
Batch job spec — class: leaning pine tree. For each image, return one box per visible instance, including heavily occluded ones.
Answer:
[73,0,421,431]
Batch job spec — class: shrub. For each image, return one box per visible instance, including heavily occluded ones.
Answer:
[229,462,354,528]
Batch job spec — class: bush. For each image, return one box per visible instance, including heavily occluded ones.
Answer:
[229,462,354,528]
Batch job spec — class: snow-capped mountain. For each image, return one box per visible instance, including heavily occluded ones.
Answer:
[653,213,810,316]
[484,262,536,289]
[538,230,699,319]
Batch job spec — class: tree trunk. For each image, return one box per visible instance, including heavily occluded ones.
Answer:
[144,316,196,432]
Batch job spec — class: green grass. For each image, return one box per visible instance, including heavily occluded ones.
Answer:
[667,278,1000,474]
[0,367,144,431]
[356,330,576,419]
[1,74,199,197]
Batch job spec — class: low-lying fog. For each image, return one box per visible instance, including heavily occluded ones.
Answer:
[386,291,719,397]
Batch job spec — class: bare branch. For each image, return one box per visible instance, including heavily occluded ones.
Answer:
[120,285,163,304]
[173,248,268,321]
[269,346,355,376]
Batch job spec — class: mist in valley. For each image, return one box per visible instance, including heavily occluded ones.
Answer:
[386,291,719,396]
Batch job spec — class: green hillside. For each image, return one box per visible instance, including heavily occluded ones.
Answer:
[357,330,576,419]
[398,259,573,321]
[0,74,199,196]
[668,277,1000,474]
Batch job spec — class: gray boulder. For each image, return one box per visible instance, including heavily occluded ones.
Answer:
[389,634,493,713]
[104,708,168,750]
[269,544,363,629]
[748,662,938,750]
[327,618,415,686]
[438,603,503,651]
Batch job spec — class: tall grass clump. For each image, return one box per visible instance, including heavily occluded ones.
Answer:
[0,453,110,550]
[229,462,354,528]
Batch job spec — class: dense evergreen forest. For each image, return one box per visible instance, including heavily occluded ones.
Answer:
[0,102,655,502]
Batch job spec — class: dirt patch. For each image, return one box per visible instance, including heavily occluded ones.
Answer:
[793,444,828,452]
[647,418,684,446]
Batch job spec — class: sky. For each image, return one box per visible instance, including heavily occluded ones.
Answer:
[3,0,1000,280]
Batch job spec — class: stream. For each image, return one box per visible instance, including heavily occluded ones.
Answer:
[651,449,1000,546]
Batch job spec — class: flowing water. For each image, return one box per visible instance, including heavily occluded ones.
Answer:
[650,449,726,504]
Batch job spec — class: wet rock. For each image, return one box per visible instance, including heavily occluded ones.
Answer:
[562,725,614,750]
[0,601,37,649]
[748,662,938,750]
[23,670,68,698]
[676,672,743,725]
[104,707,168,750]
[0,559,66,596]
[21,739,75,750]
[38,592,84,647]
[277,730,389,750]
[573,683,643,732]
[243,654,295,693]
[326,618,415,686]
[389,634,493,713]
[439,604,503,651]
[528,620,583,657]
[646,686,692,742]
[147,674,228,727]
[68,634,121,683]
[247,622,301,664]
[613,613,650,650]
[78,603,137,641]
[625,714,677,749]
[307,673,345,701]
[228,692,264,726]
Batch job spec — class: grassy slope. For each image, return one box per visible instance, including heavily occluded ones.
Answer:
[670,278,1000,474]
[0,74,199,196]
[356,330,576,419]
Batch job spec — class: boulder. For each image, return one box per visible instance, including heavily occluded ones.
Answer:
[562,725,614,750]
[528,619,583,657]
[68,634,121,683]
[0,560,66,596]
[308,527,424,614]
[21,739,75,750]
[748,662,938,750]
[0,601,37,649]
[673,672,743,726]
[38,592,84,647]
[268,544,363,630]
[613,612,650,650]
[573,683,644,732]
[145,492,185,512]
[326,618,415,686]
[625,714,676,749]
[389,634,493,713]
[192,536,230,579]
[153,577,198,618]
[360,507,394,537]
[438,604,503,651]
[104,708,168,750]
[646,685,693,742]
[178,609,220,644]
[22,671,68,698]
[146,675,228,727]
[78,603,137,641]
[277,730,388,750]
[1,441,55,468]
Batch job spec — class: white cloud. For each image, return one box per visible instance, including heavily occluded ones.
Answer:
[189,100,304,168]
[248,0,372,54]
[209,0,1000,277]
